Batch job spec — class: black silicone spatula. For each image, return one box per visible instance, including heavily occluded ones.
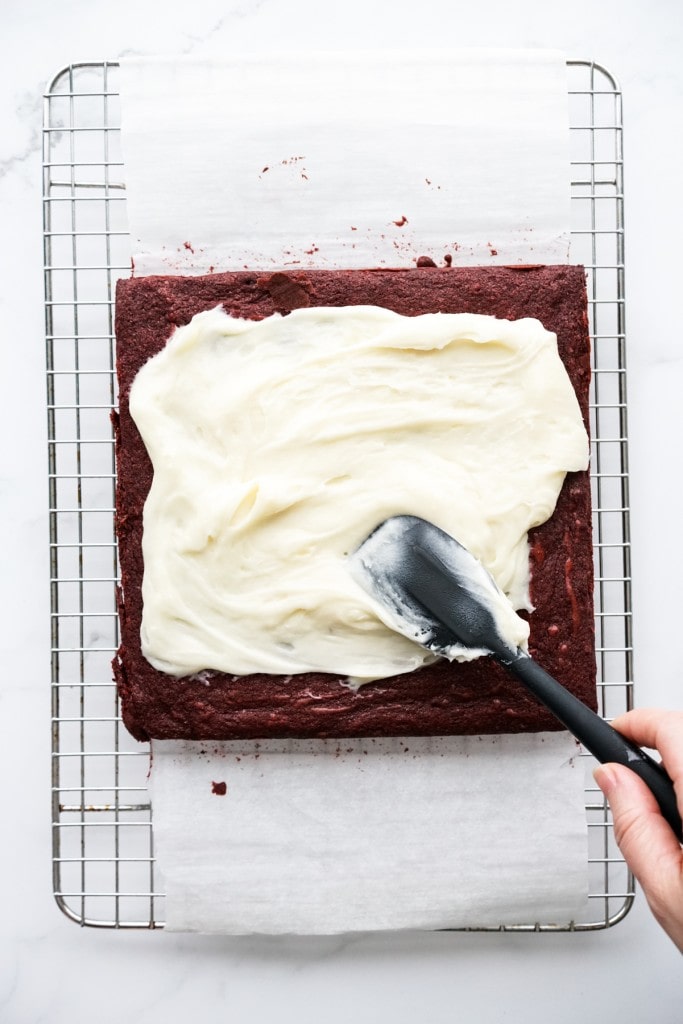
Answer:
[350,514,682,841]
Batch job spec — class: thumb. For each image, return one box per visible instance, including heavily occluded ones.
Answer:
[594,763,683,927]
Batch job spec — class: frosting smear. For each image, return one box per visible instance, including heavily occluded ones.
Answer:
[129,304,589,681]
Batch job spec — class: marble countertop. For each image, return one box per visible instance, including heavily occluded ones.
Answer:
[2,0,682,1020]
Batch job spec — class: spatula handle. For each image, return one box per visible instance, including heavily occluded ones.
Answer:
[507,653,682,842]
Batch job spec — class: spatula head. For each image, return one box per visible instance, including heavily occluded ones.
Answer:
[349,515,524,663]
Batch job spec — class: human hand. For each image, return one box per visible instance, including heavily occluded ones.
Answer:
[593,708,683,952]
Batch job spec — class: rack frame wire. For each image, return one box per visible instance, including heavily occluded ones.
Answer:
[44,59,632,930]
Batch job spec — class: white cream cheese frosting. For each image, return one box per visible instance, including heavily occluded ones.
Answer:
[129,304,589,681]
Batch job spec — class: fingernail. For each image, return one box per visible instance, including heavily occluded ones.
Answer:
[594,764,617,792]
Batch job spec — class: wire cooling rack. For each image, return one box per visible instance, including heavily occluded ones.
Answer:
[44,59,630,930]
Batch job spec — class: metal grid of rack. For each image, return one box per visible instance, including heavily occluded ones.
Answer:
[44,59,631,930]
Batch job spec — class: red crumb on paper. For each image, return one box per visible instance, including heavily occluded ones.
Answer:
[262,166,269,173]
[444,254,453,267]
[393,215,408,227]
[183,241,194,253]
[211,781,227,796]
[416,256,437,268]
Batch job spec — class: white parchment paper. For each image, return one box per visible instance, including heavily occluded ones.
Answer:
[119,50,590,934]
[120,49,571,274]
[151,734,588,935]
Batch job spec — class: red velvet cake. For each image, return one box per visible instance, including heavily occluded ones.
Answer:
[113,265,596,742]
